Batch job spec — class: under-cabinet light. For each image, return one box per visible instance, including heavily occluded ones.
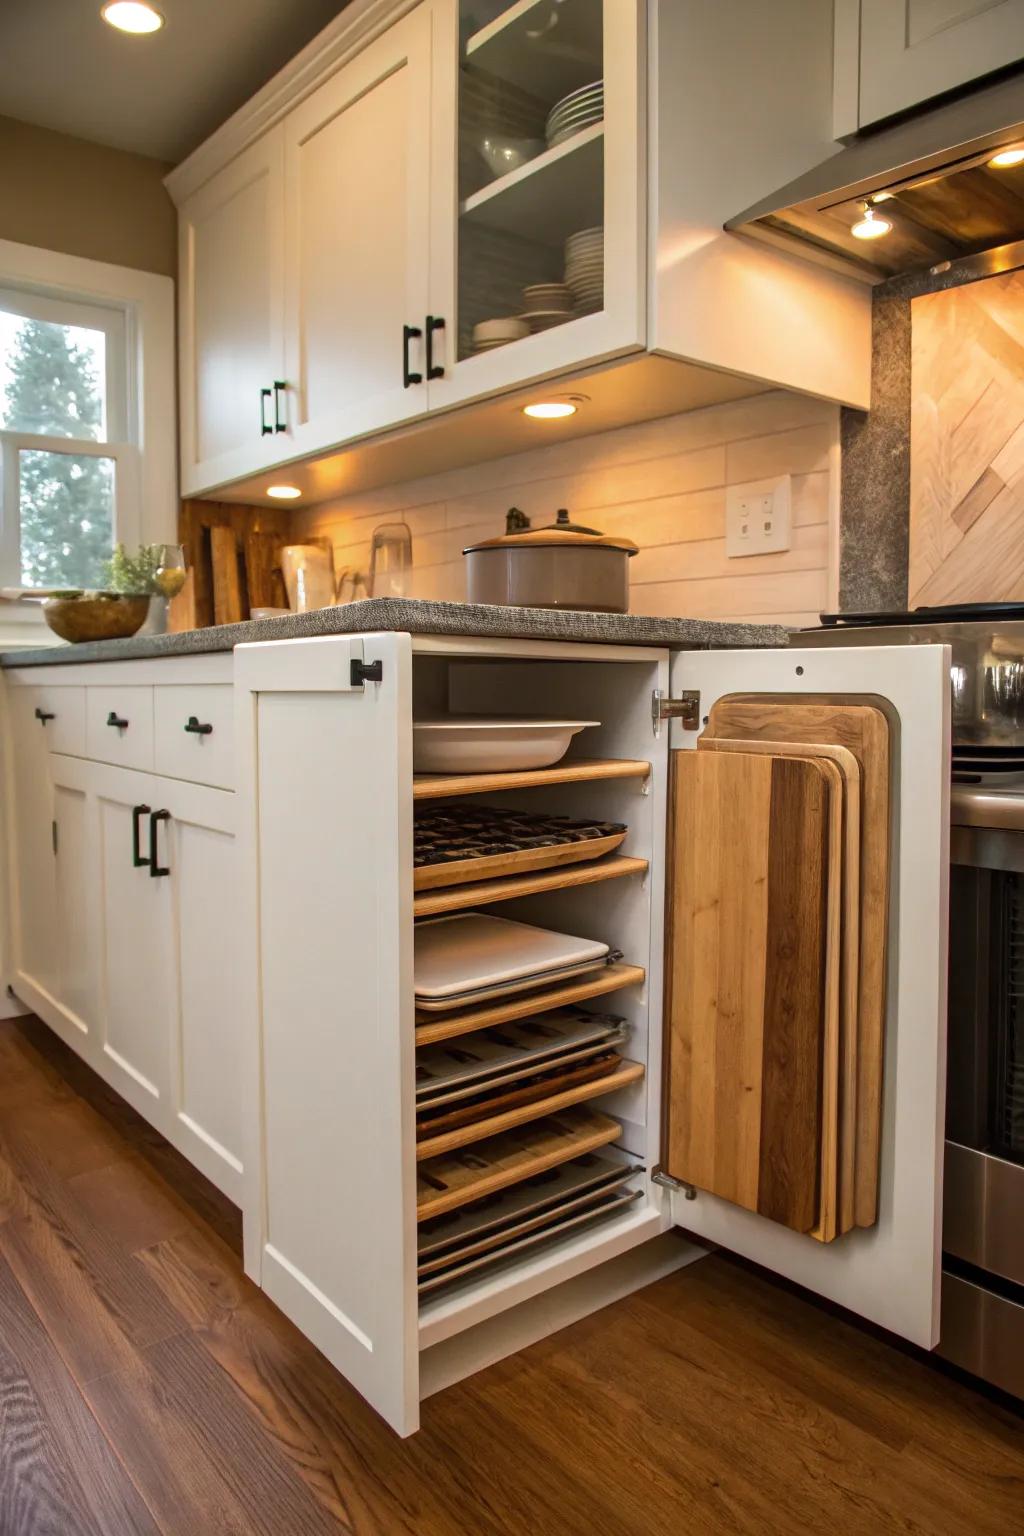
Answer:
[851,203,892,240]
[101,1,164,33]
[266,485,302,500]
[988,146,1024,168]
[522,394,587,420]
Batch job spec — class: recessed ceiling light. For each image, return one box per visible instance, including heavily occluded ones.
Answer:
[988,146,1024,168]
[266,484,302,500]
[101,1,164,34]
[851,203,892,241]
[522,395,587,420]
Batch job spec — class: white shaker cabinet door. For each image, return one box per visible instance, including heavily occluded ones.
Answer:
[851,0,1024,129]
[93,763,178,1133]
[282,6,433,456]
[178,127,287,497]
[7,687,61,1010]
[234,632,417,1435]
[665,642,950,1351]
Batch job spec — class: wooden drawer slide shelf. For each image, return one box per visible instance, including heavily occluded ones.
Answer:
[416,1059,644,1160]
[413,854,648,917]
[412,757,651,800]
[414,961,646,1045]
[417,1107,624,1220]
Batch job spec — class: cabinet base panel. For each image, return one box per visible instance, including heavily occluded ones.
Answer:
[419,1231,704,1401]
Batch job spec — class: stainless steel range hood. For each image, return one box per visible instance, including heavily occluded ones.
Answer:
[726,73,1024,282]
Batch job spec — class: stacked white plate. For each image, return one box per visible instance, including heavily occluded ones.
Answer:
[472,317,530,354]
[521,282,575,334]
[546,80,604,148]
[564,226,603,315]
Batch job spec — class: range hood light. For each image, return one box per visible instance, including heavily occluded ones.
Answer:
[851,202,893,241]
[989,145,1024,168]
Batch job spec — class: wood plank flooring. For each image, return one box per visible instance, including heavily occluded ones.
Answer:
[1,1014,1022,1536]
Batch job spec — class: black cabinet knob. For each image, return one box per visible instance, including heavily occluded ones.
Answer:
[426,314,445,380]
[106,711,129,730]
[403,324,423,388]
[34,706,55,724]
[184,715,214,736]
[260,386,273,435]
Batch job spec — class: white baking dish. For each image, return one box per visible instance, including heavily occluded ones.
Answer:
[413,716,599,773]
[414,913,610,1003]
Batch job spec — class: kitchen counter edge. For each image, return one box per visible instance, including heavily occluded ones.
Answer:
[0,597,790,668]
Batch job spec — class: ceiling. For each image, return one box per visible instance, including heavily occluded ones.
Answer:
[0,0,350,165]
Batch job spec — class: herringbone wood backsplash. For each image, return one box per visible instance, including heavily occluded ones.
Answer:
[909,269,1024,606]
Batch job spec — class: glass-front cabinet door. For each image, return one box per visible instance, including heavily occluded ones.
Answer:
[428,0,645,409]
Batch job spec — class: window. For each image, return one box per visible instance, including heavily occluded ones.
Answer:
[0,284,140,590]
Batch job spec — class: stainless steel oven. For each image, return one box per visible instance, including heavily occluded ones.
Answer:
[938,787,1024,1396]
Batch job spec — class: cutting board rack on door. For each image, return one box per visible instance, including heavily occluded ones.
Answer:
[663,696,890,1243]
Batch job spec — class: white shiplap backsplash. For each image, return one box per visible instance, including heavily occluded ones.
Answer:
[294,390,839,628]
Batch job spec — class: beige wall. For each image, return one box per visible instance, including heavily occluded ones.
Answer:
[296,391,839,629]
[0,115,176,278]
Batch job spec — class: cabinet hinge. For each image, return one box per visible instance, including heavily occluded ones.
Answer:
[51,819,58,856]
[652,689,700,736]
[350,658,383,687]
[651,1165,697,1199]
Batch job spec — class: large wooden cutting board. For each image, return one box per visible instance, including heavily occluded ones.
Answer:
[664,750,834,1235]
[703,696,890,1228]
[699,735,861,1236]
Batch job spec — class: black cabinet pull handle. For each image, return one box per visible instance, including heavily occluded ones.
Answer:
[132,804,151,867]
[273,379,287,432]
[426,315,445,380]
[260,386,273,435]
[34,706,55,724]
[106,710,128,730]
[184,715,213,736]
[149,809,170,878]
[403,324,423,388]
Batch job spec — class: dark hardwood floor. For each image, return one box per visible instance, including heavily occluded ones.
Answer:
[1,1014,1022,1536]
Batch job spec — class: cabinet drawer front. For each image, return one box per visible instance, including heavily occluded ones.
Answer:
[26,685,86,756]
[154,685,234,789]
[86,686,154,770]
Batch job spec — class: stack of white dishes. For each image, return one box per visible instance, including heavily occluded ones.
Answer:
[472,317,530,354]
[564,226,603,315]
[546,80,604,148]
[521,282,575,333]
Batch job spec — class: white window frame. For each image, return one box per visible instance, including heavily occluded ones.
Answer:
[0,240,175,646]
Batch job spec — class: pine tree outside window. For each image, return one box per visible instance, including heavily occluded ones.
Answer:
[0,285,141,591]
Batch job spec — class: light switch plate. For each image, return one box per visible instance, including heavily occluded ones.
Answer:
[725,475,792,558]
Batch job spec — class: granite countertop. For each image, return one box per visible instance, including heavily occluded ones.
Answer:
[0,597,790,668]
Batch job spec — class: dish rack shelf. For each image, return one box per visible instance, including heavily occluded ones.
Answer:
[414,960,646,1046]
[413,853,648,916]
[412,756,651,800]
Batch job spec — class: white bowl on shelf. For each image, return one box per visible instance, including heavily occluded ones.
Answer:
[473,317,530,344]
[413,716,599,773]
[478,135,546,179]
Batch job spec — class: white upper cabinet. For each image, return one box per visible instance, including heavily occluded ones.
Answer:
[168,0,873,498]
[284,7,434,454]
[178,128,286,498]
[425,0,644,409]
[840,0,1024,132]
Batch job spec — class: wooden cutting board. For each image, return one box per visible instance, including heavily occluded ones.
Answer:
[703,695,890,1228]
[699,736,861,1236]
[664,750,834,1235]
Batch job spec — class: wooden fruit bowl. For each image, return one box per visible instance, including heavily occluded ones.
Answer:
[42,592,150,643]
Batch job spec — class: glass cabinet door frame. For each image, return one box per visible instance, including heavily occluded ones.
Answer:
[426,0,646,411]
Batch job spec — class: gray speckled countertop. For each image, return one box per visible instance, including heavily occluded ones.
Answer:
[0,597,790,668]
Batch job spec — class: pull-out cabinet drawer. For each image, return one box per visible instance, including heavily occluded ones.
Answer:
[154,684,234,789]
[85,686,154,771]
[23,684,86,756]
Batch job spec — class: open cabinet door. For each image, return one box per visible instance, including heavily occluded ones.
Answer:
[663,643,950,1349]
[234,632,418,1434]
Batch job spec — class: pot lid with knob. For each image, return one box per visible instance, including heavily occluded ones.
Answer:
[463,508,638,555]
